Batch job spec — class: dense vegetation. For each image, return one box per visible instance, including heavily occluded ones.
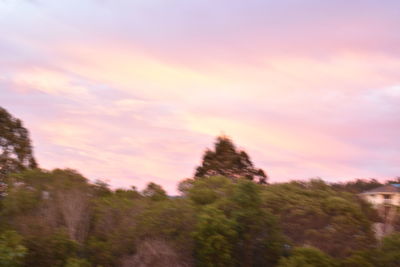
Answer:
[1,106,400,267]
[0,107,37,180]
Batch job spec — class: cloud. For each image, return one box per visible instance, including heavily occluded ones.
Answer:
[9,68,90,97]
[1,0,400,193]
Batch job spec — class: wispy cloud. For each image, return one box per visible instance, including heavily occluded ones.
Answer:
[1,0,400,193]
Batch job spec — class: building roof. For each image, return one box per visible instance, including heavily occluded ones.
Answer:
[361,184,400,194]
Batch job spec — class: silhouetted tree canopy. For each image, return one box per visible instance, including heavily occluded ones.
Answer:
[142,182,167,201]
[195,136,267,184]
[0,107,37,180]
[331,179,383,193]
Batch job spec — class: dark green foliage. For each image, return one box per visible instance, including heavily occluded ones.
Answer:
[1,169,93,243]
[331,179,383,194]
[0,167,398,267]
[377,233,400,267]
[0,230,27,267]
[193,206,236,267]
[262,180,377,258]
[195,136,267,184]
[277,247,337,267]
[23,229,79,267]
[135,198,196,263]
[142,182,168,201]
[64,258,92,267]
[188,176,286,266]
[341,252,374,267]
[0,107,37,180]
[91,180,112,197]
[229,180,285,266]
[186,176,233,205]
[86,238,115,267]
[88,189,144,266]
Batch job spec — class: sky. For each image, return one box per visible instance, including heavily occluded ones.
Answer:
[1,0,400,193]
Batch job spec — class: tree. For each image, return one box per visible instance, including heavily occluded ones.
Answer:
[0,107,37,180]
[47,169,92,243]
[64,258,92,267]
[228,180,285,266]
[135,198,196,263]
[193,206,237,267]
[1,169,93,244]
[23,229,79,267]
[331,178,383,194]
[142,182,167,201]
[262,180,377,258]
[187,176,232,205]
[386,177,400,185]
[121,239,189,267]
[56,188,90,242]
[277,247,336,267]
[0,230,27,267]
[377,233,400,267]
[341,253,374,267]
[186,177,285,266]
[195,136,267,184]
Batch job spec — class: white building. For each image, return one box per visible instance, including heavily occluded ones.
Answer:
[360,184,400,207]
[360,184,400,238]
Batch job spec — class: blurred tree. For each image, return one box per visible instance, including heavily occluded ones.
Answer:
[87,187,144,267]
[0,107,37,180]
[50,169,91,242]
[142,182,167,201]
[331,179,383,193]
[386,177,400,185]
[377,233,400,267]
[262,180,377,258]
[277,247,336,267]
[91,180,112,198]
[195,136,267,184]
[186,177,285,266]
[178,178,195,195]
[1,169,93,243]
[228,180,285,266]
[187,176,232,205]
[193,206,236,267]
[23,229,79,267]
[135,198,196,264]
[0,230,27,267]
[341,253,374,267]
[121,239,189,267]
[64,258,92,267]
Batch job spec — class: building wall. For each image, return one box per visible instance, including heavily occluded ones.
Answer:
[363,193,400,207]
[362,191,400,239]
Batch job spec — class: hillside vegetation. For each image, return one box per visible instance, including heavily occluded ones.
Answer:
[1,106,399,267]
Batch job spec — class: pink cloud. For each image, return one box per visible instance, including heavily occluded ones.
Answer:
[1,0,400,193]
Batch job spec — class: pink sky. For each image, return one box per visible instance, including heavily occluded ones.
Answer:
[1,0,400,193]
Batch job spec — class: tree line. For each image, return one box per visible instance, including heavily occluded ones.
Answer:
[1,106,400,267]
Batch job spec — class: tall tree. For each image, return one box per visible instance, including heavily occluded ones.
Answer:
[195,136,267,184]
[142,182,167,201]
[0,107,37,180]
